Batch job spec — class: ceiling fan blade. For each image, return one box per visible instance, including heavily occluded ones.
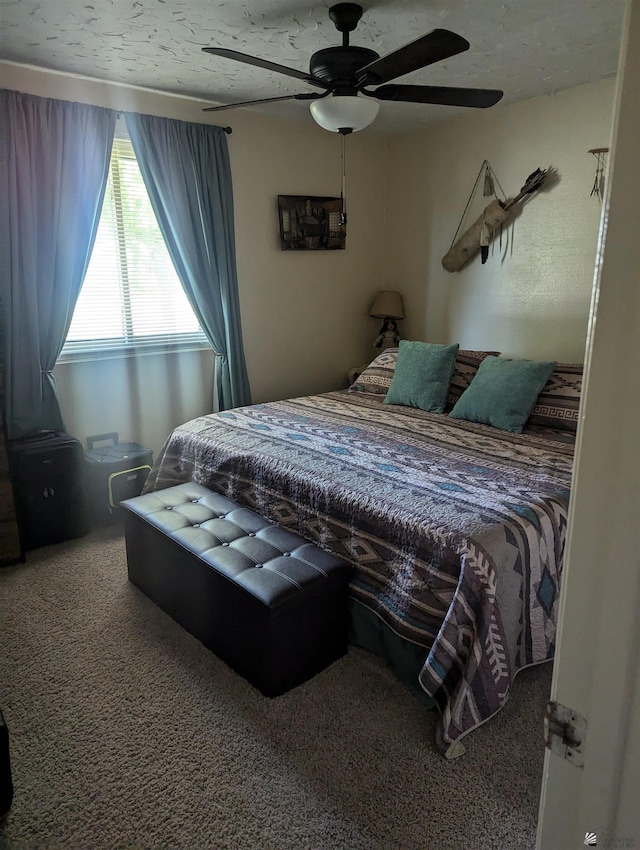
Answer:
[357,29,469,87]
[372,84,504,108]
[202,93,320,113]
[202,48,329,89]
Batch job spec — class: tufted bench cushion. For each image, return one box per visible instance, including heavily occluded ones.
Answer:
[121,482,353,697]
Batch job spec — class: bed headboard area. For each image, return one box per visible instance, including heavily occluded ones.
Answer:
[349,343,583,436]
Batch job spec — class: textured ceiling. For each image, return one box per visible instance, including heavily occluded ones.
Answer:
[0,0,626,133]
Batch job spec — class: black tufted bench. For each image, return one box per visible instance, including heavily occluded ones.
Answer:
[121,482,353,697]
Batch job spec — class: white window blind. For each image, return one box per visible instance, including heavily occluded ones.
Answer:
[62,136,208,357]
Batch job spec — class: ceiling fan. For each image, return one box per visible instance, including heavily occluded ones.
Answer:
[201,2,503,133]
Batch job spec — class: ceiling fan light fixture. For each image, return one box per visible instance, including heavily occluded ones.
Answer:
[310,95,379,133]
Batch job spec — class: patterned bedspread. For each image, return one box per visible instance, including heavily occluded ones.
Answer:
[146,391,574,757]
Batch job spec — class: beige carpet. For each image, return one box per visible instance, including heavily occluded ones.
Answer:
[0,524,550,850]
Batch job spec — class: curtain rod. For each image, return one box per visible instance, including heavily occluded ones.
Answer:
[114,111,231,132]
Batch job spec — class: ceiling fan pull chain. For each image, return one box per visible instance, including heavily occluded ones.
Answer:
[340,134,347,225]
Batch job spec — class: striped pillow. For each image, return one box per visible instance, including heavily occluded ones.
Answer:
[526,363,583,433]
[445,350,501,411]
[349,348,398,394]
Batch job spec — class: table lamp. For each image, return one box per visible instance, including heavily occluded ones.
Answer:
[369,290,404,350]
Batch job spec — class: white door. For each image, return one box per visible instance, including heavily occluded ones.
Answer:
[536,1,640,847]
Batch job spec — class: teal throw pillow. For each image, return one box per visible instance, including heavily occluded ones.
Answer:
[384,340,460,413]
[449,355,557,433]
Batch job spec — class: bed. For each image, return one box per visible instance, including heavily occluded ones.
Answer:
[144,347,581,757]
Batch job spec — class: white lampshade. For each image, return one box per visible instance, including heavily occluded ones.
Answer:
[310,95,380,133]
[369,290,404,320]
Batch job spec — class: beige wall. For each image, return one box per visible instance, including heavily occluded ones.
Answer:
[385,77,616,363]
[228,110,388,402]
[54,349,215,463]
[2,64,389,456]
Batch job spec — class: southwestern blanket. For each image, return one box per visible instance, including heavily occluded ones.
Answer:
[145,391,574,756]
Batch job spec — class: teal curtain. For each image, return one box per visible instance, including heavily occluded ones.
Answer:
[125,112,251,411]
[0,89,115,439]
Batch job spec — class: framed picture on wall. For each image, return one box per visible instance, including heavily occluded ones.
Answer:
[277,195,345,251]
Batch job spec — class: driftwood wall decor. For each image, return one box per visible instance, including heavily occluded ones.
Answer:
[442,167,550,273]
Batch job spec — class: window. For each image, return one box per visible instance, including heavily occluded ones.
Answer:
[61,135,208,358]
